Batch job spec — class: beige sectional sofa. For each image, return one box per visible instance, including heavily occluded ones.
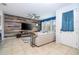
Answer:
[35,32,55,46]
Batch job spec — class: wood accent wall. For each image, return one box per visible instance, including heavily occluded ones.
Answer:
[4,14,39,37]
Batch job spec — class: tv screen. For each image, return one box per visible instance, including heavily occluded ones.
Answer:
[21,23,32,30]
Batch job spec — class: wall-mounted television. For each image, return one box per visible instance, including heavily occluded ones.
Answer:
[21,23,32,30]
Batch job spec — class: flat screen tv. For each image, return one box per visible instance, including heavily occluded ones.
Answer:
[21,23,32,30]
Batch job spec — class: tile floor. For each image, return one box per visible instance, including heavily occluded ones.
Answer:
[0,37,79,55]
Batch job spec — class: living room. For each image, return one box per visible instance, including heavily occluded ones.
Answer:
[0,3,79,55]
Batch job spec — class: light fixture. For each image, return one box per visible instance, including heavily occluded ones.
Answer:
[36,24,38,26]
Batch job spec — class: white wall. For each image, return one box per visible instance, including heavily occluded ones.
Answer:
[0,10,4,40]
[56,4,79,48]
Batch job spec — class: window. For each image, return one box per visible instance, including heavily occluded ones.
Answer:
[61,10,74,32]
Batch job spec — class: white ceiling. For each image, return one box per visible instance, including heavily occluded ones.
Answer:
[0,3,71,20]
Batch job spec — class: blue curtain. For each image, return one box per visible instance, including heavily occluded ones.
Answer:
[61,10,74,31]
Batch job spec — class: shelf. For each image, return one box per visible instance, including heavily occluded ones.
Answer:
[5,25,20,27]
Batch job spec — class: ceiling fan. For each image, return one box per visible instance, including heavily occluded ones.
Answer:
[27,13,40,19]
